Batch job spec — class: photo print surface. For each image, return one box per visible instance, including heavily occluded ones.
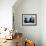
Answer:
[22,14,37,26]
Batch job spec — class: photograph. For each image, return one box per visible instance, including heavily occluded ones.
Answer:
[0,0,45,46]
[22,14,37,26]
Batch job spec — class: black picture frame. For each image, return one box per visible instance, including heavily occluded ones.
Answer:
[22,14,37,26]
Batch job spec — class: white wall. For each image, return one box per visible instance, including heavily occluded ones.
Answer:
[13,0,41,46]
[41,0,46,46]
[0,0,16,30]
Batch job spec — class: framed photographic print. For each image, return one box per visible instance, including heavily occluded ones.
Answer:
[22,14,37,26]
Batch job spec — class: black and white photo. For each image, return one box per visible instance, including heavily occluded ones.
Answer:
[22,14,37,26]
